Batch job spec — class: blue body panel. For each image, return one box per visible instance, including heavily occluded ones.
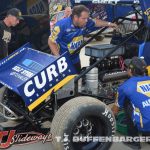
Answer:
[0,43,77,110]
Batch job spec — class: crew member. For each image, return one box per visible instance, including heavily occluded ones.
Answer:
[48,5,117,73]
[112,57,150,149]
[0,8,23,60]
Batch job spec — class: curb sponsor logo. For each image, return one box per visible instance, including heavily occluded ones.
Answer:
[0,130,52,149]
[24,56,68,97]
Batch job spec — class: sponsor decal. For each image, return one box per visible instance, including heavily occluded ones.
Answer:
[137,81,150,97]
[49,26,60,42]
[68,36,83,54]
[142,99,150,108]
[23,56,68,98]
[144,8,150,16]
[102,108,116,134]
[144,8,150,22]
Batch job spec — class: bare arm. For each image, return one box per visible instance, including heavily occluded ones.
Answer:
[48,38,60,56]
[95,19,117,28]
[111,103,120,116]
[111,92,120,116]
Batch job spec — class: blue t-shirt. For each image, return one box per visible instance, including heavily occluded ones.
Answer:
[117,76,150,132]
[49,17,99,64]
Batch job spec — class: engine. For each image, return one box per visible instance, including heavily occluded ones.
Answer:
[80,67,128,100]
[80,43,129,101]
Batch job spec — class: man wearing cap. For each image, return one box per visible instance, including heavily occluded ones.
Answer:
[112,56,150,149]
[0,8,23,60]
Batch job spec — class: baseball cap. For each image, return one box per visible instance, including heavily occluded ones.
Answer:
[7,8,24,20]
[124,56,147,75]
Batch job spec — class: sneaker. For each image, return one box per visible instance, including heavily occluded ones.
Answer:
[123,142,141,149]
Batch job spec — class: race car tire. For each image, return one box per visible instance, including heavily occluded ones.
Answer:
[51,96,116,150]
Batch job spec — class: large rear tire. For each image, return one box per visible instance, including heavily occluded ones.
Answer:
[51,96,116,150]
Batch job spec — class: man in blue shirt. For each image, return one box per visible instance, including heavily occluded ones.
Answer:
[48,5,117,73]
[112,57,150,149]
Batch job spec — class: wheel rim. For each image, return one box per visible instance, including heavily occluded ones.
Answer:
[71,116,107,150]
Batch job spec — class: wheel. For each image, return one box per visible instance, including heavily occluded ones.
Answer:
[51,96,116,150]
[0,87,24,121]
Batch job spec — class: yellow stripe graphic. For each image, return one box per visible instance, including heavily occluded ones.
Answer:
[28,75,76,111]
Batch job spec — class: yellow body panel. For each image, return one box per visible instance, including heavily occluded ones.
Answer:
[28,75,76,111]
